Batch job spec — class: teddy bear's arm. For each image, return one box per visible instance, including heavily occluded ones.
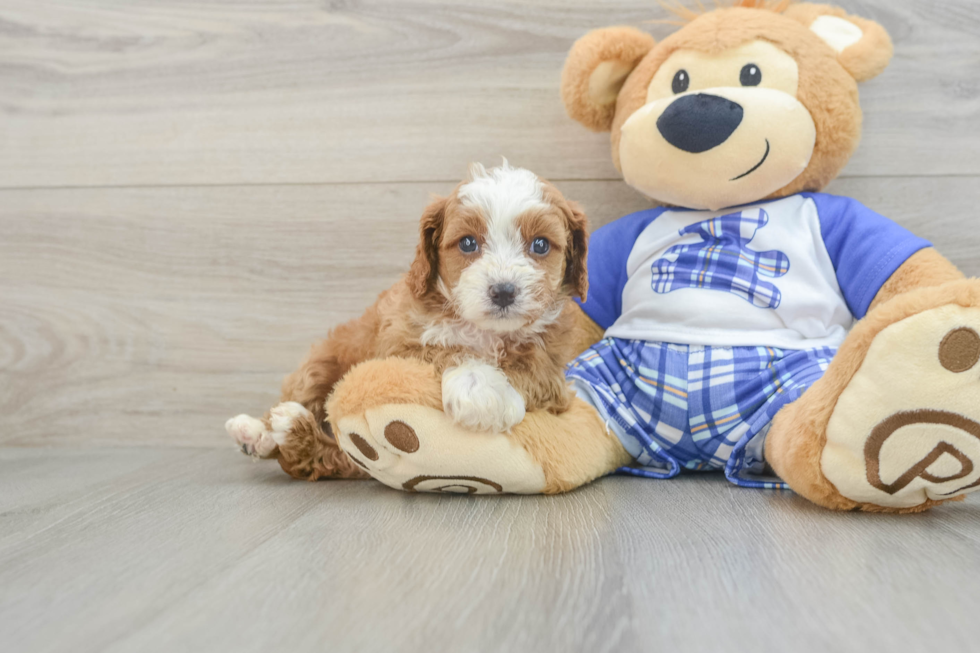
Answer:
[867,248,964,313]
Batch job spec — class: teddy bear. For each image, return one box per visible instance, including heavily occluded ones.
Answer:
[261,0,980,513]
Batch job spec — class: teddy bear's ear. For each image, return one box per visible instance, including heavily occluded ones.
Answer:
[784,3,893,82]
[561,27,656,132]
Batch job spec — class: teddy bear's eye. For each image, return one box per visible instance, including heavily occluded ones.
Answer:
[740,63,762,86]
[671,70,690,94]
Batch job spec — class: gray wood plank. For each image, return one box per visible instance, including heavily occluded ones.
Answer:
[0,0,978,188]
[2,176,978,448]
[0,447,977,653]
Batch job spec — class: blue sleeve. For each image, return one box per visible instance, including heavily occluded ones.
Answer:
[805,192,931,319]
[576,207,668,329]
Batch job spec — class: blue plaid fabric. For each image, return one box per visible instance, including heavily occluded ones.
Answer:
[651,208,790,309]
[566,338,836,489]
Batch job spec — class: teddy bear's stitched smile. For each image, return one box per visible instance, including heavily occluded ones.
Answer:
[731,138,771,181]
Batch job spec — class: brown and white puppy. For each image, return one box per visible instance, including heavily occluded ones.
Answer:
[226,162,592,480]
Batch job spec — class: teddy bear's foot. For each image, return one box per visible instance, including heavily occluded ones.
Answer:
[822,304,980,509]
[325,357,547,494]
[769,281,980,512]
[327,357,634,495]
[333,405,549,494]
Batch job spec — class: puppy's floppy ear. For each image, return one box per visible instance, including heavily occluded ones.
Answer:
[561,27,655,132]
[406,195,447,299]
[785,4,893,82]
[561,201,590,301]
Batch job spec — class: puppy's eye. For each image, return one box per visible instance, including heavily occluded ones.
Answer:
[671,70,690,94]
[530,238,550,255]
[459,236,479,253]
[740,64,762,86]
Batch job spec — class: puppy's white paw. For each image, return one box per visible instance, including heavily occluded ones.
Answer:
[225,414,277,458]
[442,360,526,433]
[269,401,313,444]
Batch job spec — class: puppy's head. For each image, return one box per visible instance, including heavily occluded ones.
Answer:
[407,162,589,333]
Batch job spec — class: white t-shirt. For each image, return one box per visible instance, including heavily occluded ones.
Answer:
[577,193,930,350]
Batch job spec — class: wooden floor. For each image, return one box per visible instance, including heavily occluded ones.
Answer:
[3,448,980,653]
[2,1,980,651]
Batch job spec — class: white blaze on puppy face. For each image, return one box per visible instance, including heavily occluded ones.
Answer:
[453,163,550,332]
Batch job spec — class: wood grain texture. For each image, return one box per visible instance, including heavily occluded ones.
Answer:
[2,176,978,448]
[0,447,978,653]
[1,0,979,188]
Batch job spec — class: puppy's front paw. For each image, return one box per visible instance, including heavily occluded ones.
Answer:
[442,360,526,433]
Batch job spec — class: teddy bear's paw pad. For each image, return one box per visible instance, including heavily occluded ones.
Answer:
[823,305,980,508]
[333,403,546,494]
[225,414,277,458]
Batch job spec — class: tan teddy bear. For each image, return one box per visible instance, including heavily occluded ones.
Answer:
[237,1,980,513]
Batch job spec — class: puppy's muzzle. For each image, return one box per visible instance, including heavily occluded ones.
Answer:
[489,282,517,309]
[656,93,744,153]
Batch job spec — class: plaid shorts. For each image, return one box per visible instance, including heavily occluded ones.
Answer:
[565,338,836,489]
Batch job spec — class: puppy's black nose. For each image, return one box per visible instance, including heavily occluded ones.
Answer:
[656,93,744,153]
[489,283,517,308]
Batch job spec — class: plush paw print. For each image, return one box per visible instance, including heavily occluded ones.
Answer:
[331,402,545,494]
[441,360,526,433]
[823,305,980,508]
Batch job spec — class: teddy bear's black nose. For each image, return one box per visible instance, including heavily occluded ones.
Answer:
[656,93,744,153]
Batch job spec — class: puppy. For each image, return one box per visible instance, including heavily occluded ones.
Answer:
[226,162,590,481]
